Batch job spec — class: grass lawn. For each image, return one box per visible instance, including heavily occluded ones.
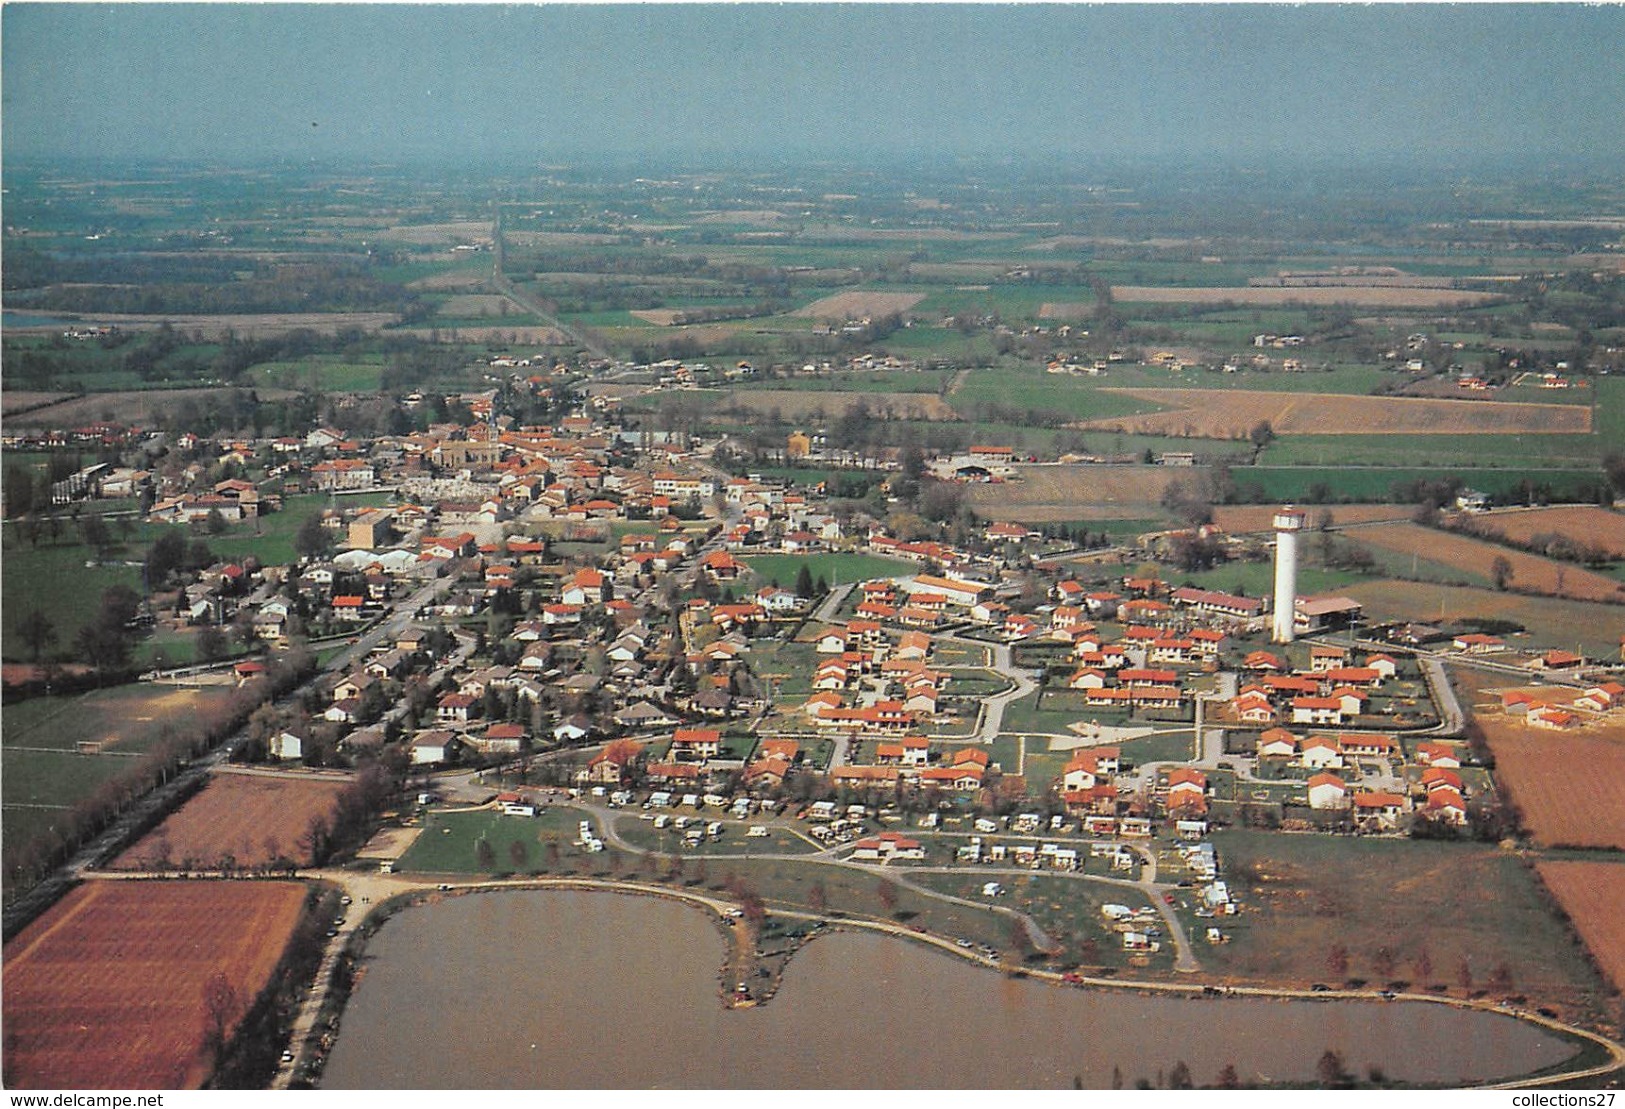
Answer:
[1205,830,1612,1019]
[394,807,592,874]
[2,684,228,868]
[1234,465,1607,504]
[687,855,1017,952]
[610,815,818,857]
[947,366,1171,423]
[742,552,918,587]
[1118,729,1200,766]
[909,871,1173,971]
[1000,689,1102,735]
[206,492,393,567]
[249,354,387,393]
[747,639,823,699]
[1,539,143,661]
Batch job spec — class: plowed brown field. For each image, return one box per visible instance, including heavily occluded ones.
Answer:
[1535,861,1625,992]
[1455,507,1625,560]
[1213,504,1415,532]
[2,880,309,1088]
[1355,522,1625,602]
[112,771,348,870]
[1079,388,1589,437]
[1459,671,1625,850]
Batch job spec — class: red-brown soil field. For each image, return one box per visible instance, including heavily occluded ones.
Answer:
[1355,522,1625,603]
[1213,503,1415,532]
[1080,388,1589,438]
[111,771,348,871]
[1535,861,1625,994]
[1459,671,1625,850]
[1453,506,1625,560]
[2,880,309,1088]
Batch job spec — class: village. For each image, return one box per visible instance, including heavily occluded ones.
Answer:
[14,358,1625,988]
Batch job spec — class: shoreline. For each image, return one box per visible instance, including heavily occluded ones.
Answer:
[302,873,1625,1091]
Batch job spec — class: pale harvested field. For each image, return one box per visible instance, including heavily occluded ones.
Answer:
[791,291,928,320]
[504,230,623,247]
[1,312,400,339]
[1038,302,1093,320]
[437,294,515,316]
[965,464,1186,518]
[694,209,789,224]
[111,770,349,870]
[630,309,684,325]
[1455,507,1625,560]
[1342,579,1625,659]
[0,391,73,416]
[2,880,308,1089]
[1111,285,1503,307]
[7,387,299,428]
[1080,388,1590,437]
[1355,522,1625,603]
[373,220,490,245]
[396,325,568,345]
[1535,861,1625,992]
[1213,504,1415,532]
[717,389,957,421]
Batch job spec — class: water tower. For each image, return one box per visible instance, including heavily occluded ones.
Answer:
[1272,507,1306,643]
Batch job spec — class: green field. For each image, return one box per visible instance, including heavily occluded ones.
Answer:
[947,365,1171,424]
[910,871,1172,970]
[611,815,818,857]
[250,354,387,393]
[742,552,918,587]
[1232,466,1607,504]
[1206,830,1612,1017]
[1,684,235,856]
[1,528,144,662]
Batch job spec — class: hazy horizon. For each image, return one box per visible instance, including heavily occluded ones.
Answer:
[4,4,1625,174]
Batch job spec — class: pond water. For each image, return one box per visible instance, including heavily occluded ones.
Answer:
[321,889,1577,1089]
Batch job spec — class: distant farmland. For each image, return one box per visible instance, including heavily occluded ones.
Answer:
[790,291,927,320]
[1212,504,1415,532]
[713,389,957,421]
[964,464,1185,522]
[1080,389,1591,438]
[1110,285,1503,307]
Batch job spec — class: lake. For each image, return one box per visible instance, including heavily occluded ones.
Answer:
[321,889,1578,1089]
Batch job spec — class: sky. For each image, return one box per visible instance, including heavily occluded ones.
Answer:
[4,3,1625,171]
